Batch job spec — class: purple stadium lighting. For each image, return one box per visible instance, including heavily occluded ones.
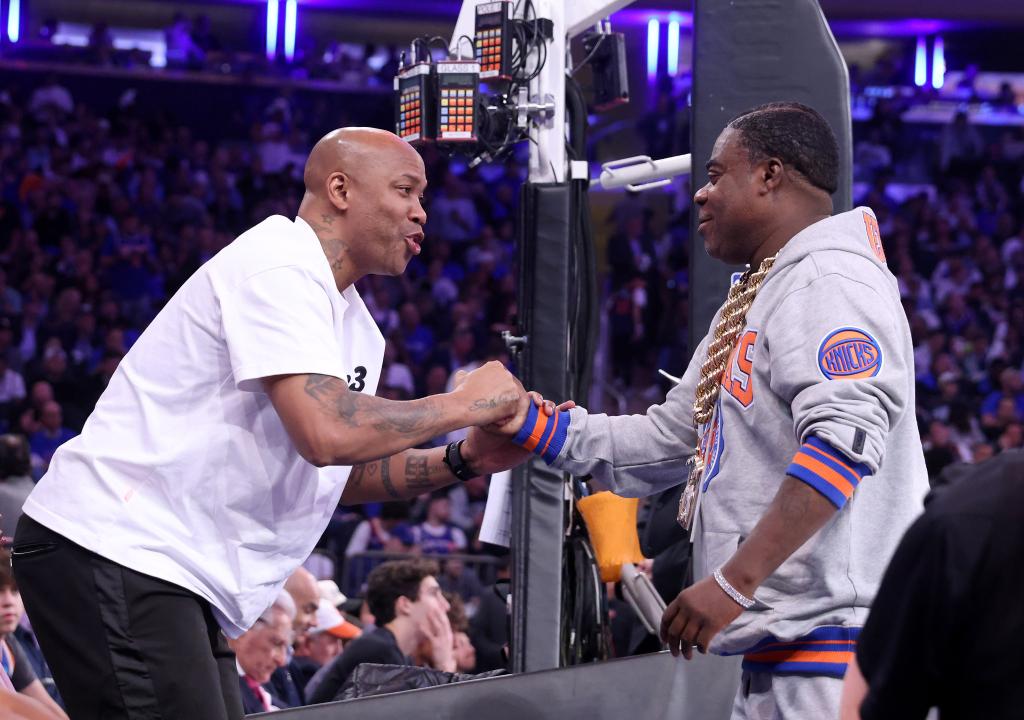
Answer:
[647,18,659,80]
[830,18,958,38]
[667,16,680,76]
[914,36,927,87]
[284,0,297,62]
[931,36,945,89]
[266,0,279,61]
[6,0,19,43]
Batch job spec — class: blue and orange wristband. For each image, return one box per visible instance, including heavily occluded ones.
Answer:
[512,402,571,465]
[786,435,871,509]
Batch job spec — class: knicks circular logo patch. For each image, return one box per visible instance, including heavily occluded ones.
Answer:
[817,328,882,380]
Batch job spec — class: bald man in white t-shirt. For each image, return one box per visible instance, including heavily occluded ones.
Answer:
[12,128,543,720]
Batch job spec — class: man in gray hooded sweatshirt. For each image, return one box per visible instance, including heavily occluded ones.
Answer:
[506,102,928,718]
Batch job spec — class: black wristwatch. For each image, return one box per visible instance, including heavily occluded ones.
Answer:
[443,439,477,482]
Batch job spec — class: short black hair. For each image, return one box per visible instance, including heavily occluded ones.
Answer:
[728,102,839,194]
[366,558,438,625]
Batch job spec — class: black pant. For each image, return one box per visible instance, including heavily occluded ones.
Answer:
[12,514,245,720]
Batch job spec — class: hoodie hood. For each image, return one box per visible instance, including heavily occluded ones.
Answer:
[769,206,888,277]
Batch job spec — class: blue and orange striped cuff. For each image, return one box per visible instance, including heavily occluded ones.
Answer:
[786,435,871,509]
[512,402,570,465]
[740,626,860,678]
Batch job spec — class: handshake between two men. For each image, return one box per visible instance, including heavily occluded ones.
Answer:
[288,360,574,508]
[437,360,575,481]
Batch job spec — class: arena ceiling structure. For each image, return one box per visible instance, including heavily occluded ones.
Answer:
[181,0,1024,23]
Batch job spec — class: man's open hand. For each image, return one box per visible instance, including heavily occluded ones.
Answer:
[660,575,746,659]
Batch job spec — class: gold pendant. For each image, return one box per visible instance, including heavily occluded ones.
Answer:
[677,454,704,530]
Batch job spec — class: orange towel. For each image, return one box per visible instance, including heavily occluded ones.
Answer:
[577,492,646,582]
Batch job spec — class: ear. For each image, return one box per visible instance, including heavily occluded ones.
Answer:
[327,170,351,211]
[761,157,784,193]
[394,594,411,617]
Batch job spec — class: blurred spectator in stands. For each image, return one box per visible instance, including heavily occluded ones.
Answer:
[445,324,478,378]
[448,474,488,533]
[922,419,961,480]
[972,441,996,465]
[231,590,295,713]
[426,259,460,309]
[453,622,476,673]
[87,23,114,66]
[30,344,84,429]
[955,63,982,101]
[608,276,648,386]
[266,568,320,707]
[0,552,67,717]
[381,343,416,398]
[0,435,33,544]
[191,15,221,55]
[28,76,73,123]
[438,556,483,611]
[423,364,450,400]
[0,274,23,318]
[607,211,656,291]
[410,492,466,556]
[470,556,509,672]
[0,323,17,379]
[307,559,452,704]
[290,599,360,699]
[947,399,986,461]
[345,502,412,558]
[981,367,1024,431]
[258,123,297,176]
[397,302,434,367]
[14,383,49,439]
[997,422,1023,453]
[37,18,59,44]
[854,128,893,183]
[27,402,74,475]
[993,81,1017,111]
[0,354,26,418]
[940,111,984,177]
[17,302,44,366]
[75,352,120,413]
[639,87,683,161]
[428,172,480,245]
[165,12,203,69]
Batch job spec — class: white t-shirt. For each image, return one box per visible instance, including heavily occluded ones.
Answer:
[24,215,384,637]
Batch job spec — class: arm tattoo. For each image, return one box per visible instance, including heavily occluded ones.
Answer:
[349,463,365,488]
[380,456,399,499]
[469,392,517,412]
[404,450,458,494]
[304,374,335,402]
[403,456,428,483]
[348,462,377,489]
[303,374,442,436]
[405,452,434,492]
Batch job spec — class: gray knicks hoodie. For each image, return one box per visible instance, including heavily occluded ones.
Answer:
[550,207,928,671]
